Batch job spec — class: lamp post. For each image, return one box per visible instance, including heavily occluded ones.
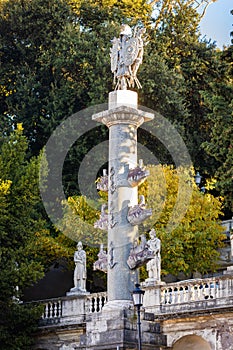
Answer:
[194,171,206,193]
[132,283,145,350]
[194,171,202,186]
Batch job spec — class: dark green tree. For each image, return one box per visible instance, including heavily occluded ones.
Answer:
[202,31,233,214]
[140,1,226,177]
[0,125,45,349]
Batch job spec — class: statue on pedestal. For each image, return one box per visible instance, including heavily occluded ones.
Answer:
[71,241,87,292]
[230,233,233,259]
[110,24,147,90]
[146,229,161,281]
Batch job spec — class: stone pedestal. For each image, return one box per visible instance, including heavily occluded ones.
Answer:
[66,288,90,297]
[81,308,166,350]
[142,281,165,314]
[92,91,154,307]
[223,265,233,275]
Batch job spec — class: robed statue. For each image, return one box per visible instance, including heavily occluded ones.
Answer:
[110,24,147,90]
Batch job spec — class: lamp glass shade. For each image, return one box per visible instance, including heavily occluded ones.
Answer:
[132,283,145,307]
[194,172,202,185]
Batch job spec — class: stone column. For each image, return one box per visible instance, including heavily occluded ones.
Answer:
[92,90,154,307]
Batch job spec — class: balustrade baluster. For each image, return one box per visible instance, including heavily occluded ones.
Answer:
[94,296,98,312]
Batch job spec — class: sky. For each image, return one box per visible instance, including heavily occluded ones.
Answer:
[199,0,232,48]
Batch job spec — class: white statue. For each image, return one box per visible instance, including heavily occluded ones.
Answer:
[146,229,161,281]
[110,24,147,90]
[73,241,86,292]
[230,233,233,258]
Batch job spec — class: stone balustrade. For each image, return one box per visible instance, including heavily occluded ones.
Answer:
[38,275,233,326]
[42,298,62,320]
[85,292,108,313]
[39,292,108,325]
[161,278,221,305]
[158,275,233,315]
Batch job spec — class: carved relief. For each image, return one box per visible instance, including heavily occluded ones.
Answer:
[127,195,152,226]
[109,166,116,194]
[96,169,108,192]
[94,204,108,231]
[127,159,149,187]
[93,244,108,273]
[127,234,154,270]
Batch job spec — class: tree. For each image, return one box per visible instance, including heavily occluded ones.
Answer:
[140,1,227,177]
[140,165,225,276]
[0,125,45,349]
[0,125,74,348]
[201,10,233,214]
[201,51,233,214]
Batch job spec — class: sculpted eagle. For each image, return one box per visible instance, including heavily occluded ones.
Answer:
[110,24,147,90]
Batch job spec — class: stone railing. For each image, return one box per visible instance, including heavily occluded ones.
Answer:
[161,278,221,304]
[38,275,233,326]
[158,275,233,315]
[39,292,108,326]
[85,292,108,313]
[42,298,62,320]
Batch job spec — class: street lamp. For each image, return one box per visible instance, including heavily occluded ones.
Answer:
[132,283,145,350]
[194,171,202,186]
[194,171,206,193]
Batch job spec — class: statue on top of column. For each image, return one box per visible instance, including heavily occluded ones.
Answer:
[110,24,147,90]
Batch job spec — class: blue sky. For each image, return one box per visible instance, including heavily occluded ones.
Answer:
[199,0,232,48]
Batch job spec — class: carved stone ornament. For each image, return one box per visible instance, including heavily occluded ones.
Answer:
[109,166,116,194]
[109,241,117,269]
[96,169,108,192]
[94,204,108,231]
[109,200,117,228]
[110,24,147,90]
[127,195,152,226]
[127,159,149,187]
[93,244,108,273]
[127,234,155,270]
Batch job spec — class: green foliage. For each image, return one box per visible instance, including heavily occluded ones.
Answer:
[140,165,225,276]
[0,302,43,350]
[60,195,107,245]
[0,0,231,214]
[202,45,233,213]
[0,126,47,348]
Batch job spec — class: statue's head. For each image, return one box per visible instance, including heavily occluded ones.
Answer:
[149,229,156,238]
[77,241,83,249]
[120,24,132,36]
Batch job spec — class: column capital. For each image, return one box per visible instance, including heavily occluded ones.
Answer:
[92,105,154,128]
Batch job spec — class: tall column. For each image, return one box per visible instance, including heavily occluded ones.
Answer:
[92,90,154,307]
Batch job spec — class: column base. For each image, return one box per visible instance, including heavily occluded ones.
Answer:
[102,299,133,312]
